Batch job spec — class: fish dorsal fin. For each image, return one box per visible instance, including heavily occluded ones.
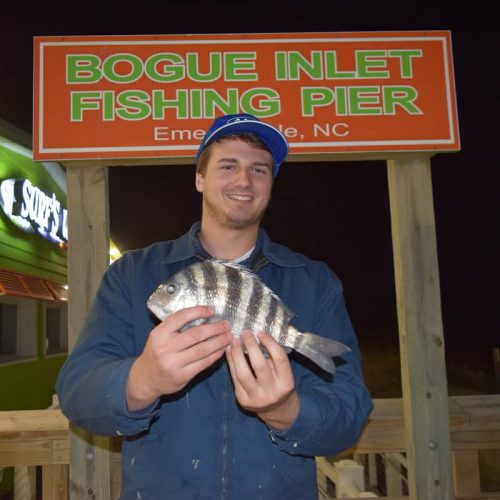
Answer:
[209,259,295,320]
[211,259,249,273]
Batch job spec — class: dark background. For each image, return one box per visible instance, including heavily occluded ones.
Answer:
[1,3,498,377]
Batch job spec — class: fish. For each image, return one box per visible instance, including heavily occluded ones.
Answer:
[147,260,350,373]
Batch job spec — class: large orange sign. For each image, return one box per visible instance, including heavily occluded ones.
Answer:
[33,32,460,161]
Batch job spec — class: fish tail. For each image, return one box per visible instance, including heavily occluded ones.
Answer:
[291,329,351,374]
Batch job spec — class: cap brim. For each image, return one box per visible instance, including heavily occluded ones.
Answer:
[200,119,289,175]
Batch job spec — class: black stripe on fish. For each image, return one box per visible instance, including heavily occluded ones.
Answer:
[279,310,289,345]
[244,277,263,332]
[264,294,278,334]
[224,262,243,317]
[201,260,219,295]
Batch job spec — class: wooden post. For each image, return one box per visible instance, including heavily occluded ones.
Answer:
[387,157,453,499]
[67,166,112,499]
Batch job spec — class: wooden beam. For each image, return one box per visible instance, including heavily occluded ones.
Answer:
[387,157,453,499]
[67,166,112,499]
[67,166,110,350]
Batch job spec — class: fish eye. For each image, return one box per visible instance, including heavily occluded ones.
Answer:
[166,284,176,295]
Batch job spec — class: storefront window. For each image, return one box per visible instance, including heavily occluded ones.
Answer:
[0,303,17,357]
[0,298,37,363]
[45,303,68,355]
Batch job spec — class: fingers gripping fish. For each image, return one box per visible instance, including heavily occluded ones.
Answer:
[147,260,350,374]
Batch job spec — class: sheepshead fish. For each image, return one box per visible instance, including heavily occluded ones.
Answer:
[147,260,350,373]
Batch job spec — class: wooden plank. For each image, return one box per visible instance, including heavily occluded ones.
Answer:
[350,398,407,453]
[454,395,500,429]
[354,415,406,452]
[66,166,112,499]
[387,157,453,499]
[0,438,61,466]
[451,430,500,450]
[453,450,481,496]
[42,464,68,500]
[0,409,67,432]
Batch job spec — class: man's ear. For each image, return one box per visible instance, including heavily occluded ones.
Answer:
[195,172,205,193]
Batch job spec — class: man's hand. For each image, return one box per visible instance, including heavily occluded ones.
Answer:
[225,331,299,430]
[127,306,232,411]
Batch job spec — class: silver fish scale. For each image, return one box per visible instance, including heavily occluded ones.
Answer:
[217,262,254,336]
[220,261,290,344]
[185,261,289,343]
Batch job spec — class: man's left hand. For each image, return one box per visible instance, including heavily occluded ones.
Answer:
[225,331,299,430]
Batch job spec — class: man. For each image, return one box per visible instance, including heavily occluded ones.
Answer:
[57,113,373,499]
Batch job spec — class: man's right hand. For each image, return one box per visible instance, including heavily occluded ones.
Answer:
[126,306,232,411]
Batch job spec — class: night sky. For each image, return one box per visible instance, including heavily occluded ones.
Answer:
[1,3,498,364]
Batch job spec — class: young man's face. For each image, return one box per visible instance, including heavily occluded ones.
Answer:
[196,138,274,231]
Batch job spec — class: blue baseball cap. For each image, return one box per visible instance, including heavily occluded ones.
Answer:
[196,113,289,176]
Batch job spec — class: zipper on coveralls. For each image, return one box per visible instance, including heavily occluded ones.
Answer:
[195,252,228,498]
[195,251,269,498]
[251,255,270,274]
[221,361,229,500]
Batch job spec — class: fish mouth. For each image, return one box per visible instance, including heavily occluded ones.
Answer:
[148,302,170,321]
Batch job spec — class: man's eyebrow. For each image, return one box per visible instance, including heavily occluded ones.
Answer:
[216,158,272,170]
[217,157,239,163]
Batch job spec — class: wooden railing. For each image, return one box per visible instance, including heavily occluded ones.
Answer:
[1,395,499,499]
[318,394,500,499]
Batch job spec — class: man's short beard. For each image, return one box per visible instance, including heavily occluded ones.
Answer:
[203,198,268,230]
[225,213,263,230]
